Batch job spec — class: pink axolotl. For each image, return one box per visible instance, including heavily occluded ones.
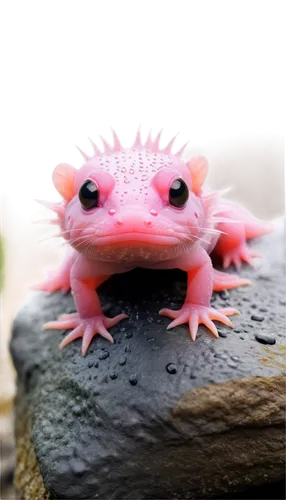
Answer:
[35,129,272,356]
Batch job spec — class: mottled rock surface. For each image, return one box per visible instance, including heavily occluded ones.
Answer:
[11,226,286,499]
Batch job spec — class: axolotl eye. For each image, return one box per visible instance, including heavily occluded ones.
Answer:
[79,180,99,210]
[169,178,189,208]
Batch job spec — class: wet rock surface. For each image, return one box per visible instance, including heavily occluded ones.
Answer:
[11,226,286,499]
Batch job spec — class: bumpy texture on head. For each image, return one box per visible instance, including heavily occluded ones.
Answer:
[49,129,219,262]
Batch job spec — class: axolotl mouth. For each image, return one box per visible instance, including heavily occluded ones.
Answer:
[75,231,187,263]
[94,232,180,247]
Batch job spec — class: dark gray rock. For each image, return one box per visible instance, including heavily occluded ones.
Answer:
[10,225,286,499]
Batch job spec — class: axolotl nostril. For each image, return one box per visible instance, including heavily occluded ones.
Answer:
[35,129,272,356]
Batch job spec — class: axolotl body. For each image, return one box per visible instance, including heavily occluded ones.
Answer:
[37,130,271,356]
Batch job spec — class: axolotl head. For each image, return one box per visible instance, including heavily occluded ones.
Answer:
[52,131,212,263]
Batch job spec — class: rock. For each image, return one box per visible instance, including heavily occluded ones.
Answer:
[10,225,286,499]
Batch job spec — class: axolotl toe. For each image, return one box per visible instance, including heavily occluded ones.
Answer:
[35,129,272,356]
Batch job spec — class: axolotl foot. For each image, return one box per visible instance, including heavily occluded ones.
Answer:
[222,243,262,270]
[43,312,128,356]
[31,271,71,294]
[159,304,239,340]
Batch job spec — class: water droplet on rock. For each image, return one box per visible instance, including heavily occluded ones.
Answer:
[125,331,133,339]
[152,345,160,351]
[119,356,127,366]
[234,326,243,333]
[129,374,138,385]
[228,362,238,369]
[218,329,227,338]
[69,458,86,477]
[72,405,82,416]
[166,363,177,374]
[110,371,118,380]
[251,314,265,322]
[254,333,276,345]
[98,350,109,360]
[231,356,239,361]
[214,353,228,360]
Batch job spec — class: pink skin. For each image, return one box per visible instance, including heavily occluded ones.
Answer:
[214,207,271,269]
[36,129,272,355]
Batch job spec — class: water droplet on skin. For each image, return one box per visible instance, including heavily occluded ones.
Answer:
[116,219,123,227]
[109,209,116,215]
[129,168,134,174]
[194,212,199,218]
[124,179,130,184]
[150,209,158,216]
[121,167,127,173]
[145,220,152,227]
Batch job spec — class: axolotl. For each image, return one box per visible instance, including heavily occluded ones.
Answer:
[36,129,271,356]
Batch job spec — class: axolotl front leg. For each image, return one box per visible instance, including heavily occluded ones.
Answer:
[43,256,128,356]
[159,245,239,339]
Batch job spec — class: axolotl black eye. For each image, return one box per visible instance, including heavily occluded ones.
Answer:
[169,178,189,208]
[79,180,99,210]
